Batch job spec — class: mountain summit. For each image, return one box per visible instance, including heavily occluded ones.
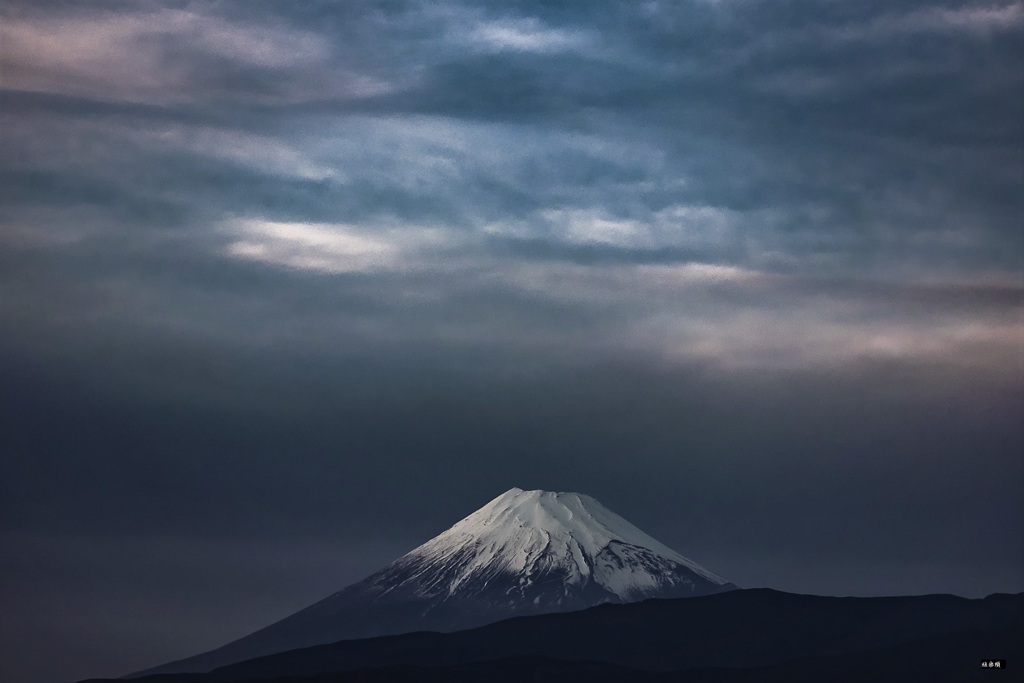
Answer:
[136,488,735,676]
[400,487,731,605]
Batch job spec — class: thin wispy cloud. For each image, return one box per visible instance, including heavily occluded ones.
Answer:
[873,2,1024,37]
[469,18,588,53]
[0,6,386,104]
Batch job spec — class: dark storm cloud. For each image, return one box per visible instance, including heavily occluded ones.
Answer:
[1,2,1022,682]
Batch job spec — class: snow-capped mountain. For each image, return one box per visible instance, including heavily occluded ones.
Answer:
[136,488,735,676]
[392,487,731,605]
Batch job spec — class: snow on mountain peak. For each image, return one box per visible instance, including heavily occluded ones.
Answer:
[397,487,728,600]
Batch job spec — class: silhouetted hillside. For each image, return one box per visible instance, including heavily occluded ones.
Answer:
[80,589,1021,683]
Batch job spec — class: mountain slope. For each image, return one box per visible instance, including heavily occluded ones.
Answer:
[204,590,1024,680]
[110,589,1024,683]
[135,488,734,676]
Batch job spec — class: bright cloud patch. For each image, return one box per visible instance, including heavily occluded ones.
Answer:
[550,210,651,247]
[828,1,1024,41]
[470,18,584,53]
[902,2,1023,34]
[224,220,412,274]
[485,205,746,250]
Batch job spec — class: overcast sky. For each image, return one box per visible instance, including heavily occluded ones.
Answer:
[1,1,1022,682]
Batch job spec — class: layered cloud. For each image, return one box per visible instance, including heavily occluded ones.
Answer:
[0,5,377,104]
[2,0,1020,371]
